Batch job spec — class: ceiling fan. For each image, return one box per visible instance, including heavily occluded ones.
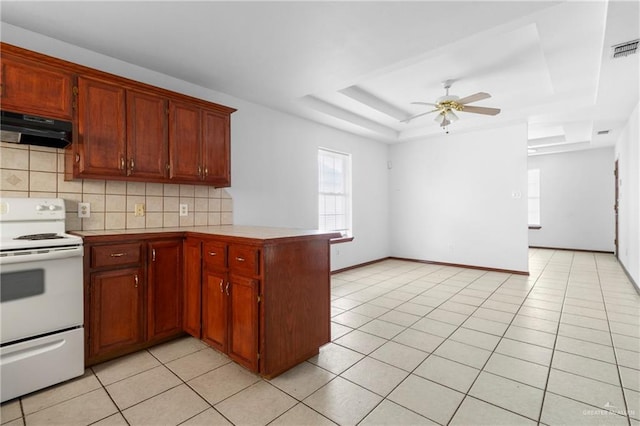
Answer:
[402,80,501,128]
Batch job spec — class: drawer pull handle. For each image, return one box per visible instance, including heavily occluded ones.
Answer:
[110,252,126,257]
[236,257,245,262]
[225,282,230,296]
[209,252,217,256]
[219,279,224,293]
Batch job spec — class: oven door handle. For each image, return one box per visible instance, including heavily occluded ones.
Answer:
[0,246,84,265]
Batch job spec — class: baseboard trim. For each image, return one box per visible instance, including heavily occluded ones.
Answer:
[619,260,640,296]
[331,258,388,274]
[529,245,615,254]
[389,256,530,276]
[332,256,529,276]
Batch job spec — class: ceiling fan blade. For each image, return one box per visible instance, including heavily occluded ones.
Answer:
[457,92,491,105]
[410,101,437,107]
[461,105,501,116]
[401,109,439,123]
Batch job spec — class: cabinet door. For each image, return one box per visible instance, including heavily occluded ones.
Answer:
[183,238,202,338]
[202,269,228,352]
[148,239,183,341]
[169,100,201,182]
[228,275,259,371]
[201,108,230,186]
[89,267,144,358]
[127,90,169,180]
[76,76,126,177]
[0,54,73,120]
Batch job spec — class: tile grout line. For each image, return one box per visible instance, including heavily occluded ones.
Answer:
[594,255,633,426]
[534,251,574,425]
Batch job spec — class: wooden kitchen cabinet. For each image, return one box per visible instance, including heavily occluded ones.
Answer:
[169,100,201,182]
[126,89,169,180]
[0,43,234,186]
[74,76,127,178]
[88,267,145,360]
[78,227,337,377]
[227,274,260,371]
[0,53,73,120]
[147,239,183,341]
[183,238,203,338]
[169,102,231,186]
[83,235,184,366]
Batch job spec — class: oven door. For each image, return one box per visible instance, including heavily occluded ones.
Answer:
[0,246,84,344]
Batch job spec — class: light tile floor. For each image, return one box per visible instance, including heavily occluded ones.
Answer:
[2,249,639,425]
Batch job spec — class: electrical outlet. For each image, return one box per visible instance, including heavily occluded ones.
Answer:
[179,204,188,216]
[78,202,90,218]
[134,203,145,217]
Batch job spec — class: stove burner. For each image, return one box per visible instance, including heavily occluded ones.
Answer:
[14,233,66,241]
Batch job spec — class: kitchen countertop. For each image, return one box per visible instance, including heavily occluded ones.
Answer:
[72,225,341,242]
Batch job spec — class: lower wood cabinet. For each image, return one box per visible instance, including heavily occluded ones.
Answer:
[84,235,183,365]
[89,267,145,357]
[81,229,336,378]
[147,239,183,341]
[183,235,333,378]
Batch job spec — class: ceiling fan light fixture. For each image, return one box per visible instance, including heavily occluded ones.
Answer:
[446,110,459,122]
[434,112,446,125]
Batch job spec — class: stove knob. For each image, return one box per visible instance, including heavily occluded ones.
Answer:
[48,205,57,211]
[36,205,46,211]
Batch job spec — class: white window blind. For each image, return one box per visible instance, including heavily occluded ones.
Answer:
[318,148,352,236]
[528,168,541,226]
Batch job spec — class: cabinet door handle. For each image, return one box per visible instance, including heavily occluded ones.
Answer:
[225,282,230,296]
[110,252,126,257]
[235,257,245,262]
[204,167,208,177]
[219,279,224,293]
[208,252,217,256]
[134,274,139,288]
[197,166,202,177]
[120,156,125,170]
[152,248,156,262]
[75,153,80,163]
[129,158,135,173]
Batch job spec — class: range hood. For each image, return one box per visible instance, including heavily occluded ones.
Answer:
[0,111,72,149]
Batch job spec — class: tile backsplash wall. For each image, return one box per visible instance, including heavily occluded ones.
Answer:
[0,143,233,231]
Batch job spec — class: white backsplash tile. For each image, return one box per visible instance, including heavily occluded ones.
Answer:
[0,145,233,232]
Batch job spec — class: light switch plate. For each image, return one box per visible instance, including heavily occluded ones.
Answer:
[179,204,188,216]
[78,202,90,218]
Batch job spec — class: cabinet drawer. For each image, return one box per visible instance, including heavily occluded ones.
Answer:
[91,243,142,268]
[203,241,226,270]
[228,245,260,275]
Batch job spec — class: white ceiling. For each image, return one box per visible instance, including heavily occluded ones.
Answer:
[1,1,638,155]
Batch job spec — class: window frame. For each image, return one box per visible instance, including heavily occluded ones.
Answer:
[318,147,352,240]
[528,168,541,228]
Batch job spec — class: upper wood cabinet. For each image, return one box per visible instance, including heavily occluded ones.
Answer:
[0,42,234,187]
[0,53,73,120]
[169,102,231,186]
[75,76,127,177]
[127,90,169,180]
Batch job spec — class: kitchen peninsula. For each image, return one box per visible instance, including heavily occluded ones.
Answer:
[75,225,340,378]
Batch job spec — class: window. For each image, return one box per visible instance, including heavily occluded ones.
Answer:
[528,168,540,226]
[318,148,352,237]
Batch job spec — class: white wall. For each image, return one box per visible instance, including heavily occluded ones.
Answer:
[229,101,391,271]
[615,101,640,288]
[389,123,529,273]
[528,148,615,252]
[1,24,391,271]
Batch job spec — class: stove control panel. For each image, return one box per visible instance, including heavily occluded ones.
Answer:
[0,198,66,222]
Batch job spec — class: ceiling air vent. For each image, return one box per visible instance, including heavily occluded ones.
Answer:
[612,39,639,58]
[597,130,611,135]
